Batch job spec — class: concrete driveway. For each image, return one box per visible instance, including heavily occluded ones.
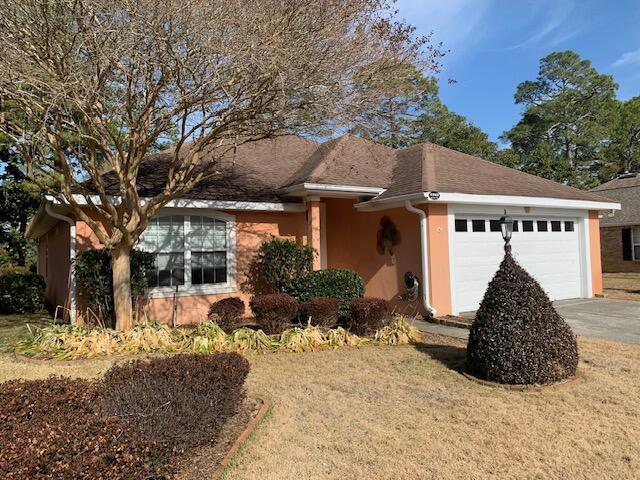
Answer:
[554,298,640,345]
[417,298,640,344]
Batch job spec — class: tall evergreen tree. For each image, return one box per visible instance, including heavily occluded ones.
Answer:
[503,51,618,189]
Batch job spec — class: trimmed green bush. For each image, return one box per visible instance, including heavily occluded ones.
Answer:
[285,269,364,319]
[251,237,314,292]
[208,297,245,332]
[75,248,155,328]
[250,293,299,334]
[300,296,339,328]
[466,254,579,385]
[0,272,45,313]
[348,297,391,335]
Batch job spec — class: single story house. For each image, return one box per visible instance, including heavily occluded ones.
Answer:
[26,134,620,324]
[591,173,640,272]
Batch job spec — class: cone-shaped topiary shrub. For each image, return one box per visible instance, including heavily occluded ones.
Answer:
[466,253,578,385]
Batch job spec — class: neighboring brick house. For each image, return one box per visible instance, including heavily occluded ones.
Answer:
[591,173,640,273]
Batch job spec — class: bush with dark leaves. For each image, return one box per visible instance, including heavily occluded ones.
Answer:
[466,254,579,385]
[285,269,364,319]
[101,352,250,450]
[0,272,45,313]
[249,293,299,334]
[0,377,173,480]
[300,296,339,328]
[348,297,391,335]
[208,297,245,332]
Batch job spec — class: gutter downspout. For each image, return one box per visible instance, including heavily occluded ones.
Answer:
[404,201,437,317]
[45,203,76,324]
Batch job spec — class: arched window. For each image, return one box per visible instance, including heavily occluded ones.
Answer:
[138,213,235,295]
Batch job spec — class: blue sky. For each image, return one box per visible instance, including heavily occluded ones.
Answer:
[396,0,640,145]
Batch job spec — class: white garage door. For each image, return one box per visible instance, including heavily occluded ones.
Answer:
[452,216,583,313]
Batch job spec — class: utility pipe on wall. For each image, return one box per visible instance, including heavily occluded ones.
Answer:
[45,203,76,324]
[404,201,437,317]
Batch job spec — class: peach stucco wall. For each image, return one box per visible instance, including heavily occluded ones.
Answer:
[426,203,452,315]
[38,221,71,319]
[323,198,452,317]
[75,210,308,324]
[589,210,603,296]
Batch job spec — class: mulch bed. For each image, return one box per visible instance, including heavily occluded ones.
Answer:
[175,396,269,480]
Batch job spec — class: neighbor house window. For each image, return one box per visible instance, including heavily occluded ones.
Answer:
[633,228,640,261]
[138,214,235,294]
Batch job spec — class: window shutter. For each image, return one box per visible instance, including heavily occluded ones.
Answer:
[622,228,633,261]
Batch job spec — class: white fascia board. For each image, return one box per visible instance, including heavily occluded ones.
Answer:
[45,194,306,212]
[357,191,621,212]
[284,183,385,198]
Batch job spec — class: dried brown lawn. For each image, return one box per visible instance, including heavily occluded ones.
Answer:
[1,327,638,479]
[604,273,640,301]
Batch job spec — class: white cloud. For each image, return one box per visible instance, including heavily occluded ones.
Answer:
[395,0,492,60]
[493,0,578,51]
[612,48,640,67]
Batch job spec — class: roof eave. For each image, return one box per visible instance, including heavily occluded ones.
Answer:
[356,191,621,212]
[281,182,385,199]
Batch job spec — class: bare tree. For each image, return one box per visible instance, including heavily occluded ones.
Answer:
[0,0,442,329]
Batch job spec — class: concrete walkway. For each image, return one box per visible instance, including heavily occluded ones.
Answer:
[415,298,640,345]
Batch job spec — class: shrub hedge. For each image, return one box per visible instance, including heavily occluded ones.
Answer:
[208,297,245,332]
[100,352,250,450]
[300,296,339,328]
[0,377,173,479]
[348,297,391,335]
[249,293,299,334]
[466,254,579,385]
[75,248,155,328]
[251,237,314,292]
[0,272,45,314]
[285,269,364,319]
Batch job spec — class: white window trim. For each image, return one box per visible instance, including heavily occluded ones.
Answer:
[140,212,237,299]
[632,228,640,261]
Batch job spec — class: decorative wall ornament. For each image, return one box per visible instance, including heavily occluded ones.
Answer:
[376,216,401,263]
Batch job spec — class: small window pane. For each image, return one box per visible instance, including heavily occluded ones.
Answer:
[472,220,486,232]
[565,221,574,232]
[455,219,468,232]
[635,245,640,260]
[537,221,548,232]
[489,220,501,232]
[551,221,561,232]
[512,221,519,232]
[523,220,534,232]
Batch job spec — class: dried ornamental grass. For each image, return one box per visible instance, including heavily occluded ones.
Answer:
[15,317,422,359]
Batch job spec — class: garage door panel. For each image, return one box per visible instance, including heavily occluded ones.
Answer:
[453,215,582,312]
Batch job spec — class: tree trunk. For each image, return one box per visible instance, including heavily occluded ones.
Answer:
[111,245,133,330]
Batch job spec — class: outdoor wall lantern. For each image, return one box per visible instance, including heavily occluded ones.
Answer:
[499,211,514,253]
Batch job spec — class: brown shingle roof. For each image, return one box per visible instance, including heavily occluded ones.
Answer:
[282,134,396,188]
[373,143,610,203]
[590,174,640,226]
[98,135,318,202]
[91,134,615,205]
